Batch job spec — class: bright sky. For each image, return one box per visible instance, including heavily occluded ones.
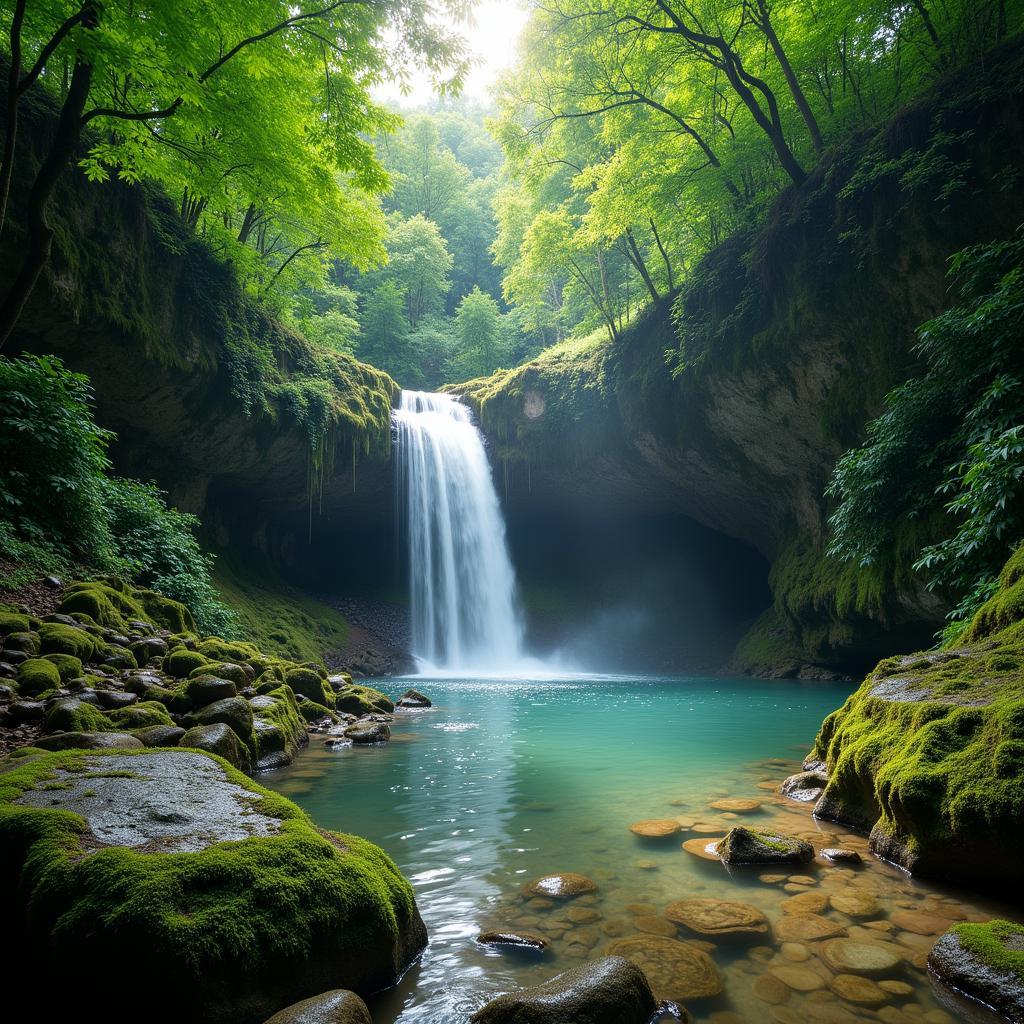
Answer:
[376,0,530,108]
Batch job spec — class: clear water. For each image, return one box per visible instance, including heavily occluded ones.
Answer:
[393,391,523,669]
[264,674,1012,1024]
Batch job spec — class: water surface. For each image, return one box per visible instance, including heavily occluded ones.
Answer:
[265,674,1012,1023]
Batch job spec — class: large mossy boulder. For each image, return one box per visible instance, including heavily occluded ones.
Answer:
[16,657,61,695]
[717,826,814,865]
[250,687,308,770]
[38,622,100,660]
[0,749,428,1024]
[470,956,662,1024]
[44,698,114,734]
[810,545,1024,891]
[180,721,252,773]
[59,578,195,634]
[285,667,336,708]
[334,684,394,717]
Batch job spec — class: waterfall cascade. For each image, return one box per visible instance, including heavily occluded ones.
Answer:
[393,390,523,671]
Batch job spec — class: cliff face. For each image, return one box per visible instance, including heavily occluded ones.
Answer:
[457,45,1024,674]
[1,86,397,554]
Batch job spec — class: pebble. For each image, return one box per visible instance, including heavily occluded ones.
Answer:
[782,942,811,961]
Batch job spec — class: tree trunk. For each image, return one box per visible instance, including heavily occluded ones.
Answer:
[650,219,674,292]
[623,229,660,302]
[0,55,93,349]
[0,0,28,237]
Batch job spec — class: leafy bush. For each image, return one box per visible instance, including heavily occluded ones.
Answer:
[827,228,1024,634]
[0,353,235,634]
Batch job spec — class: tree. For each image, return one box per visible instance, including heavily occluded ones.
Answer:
[454,286,505,378]
[358,280,410,372]
[385,213,453,328]
[0,0,469,346]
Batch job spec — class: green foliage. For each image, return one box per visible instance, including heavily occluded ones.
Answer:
[453,286,507,379]
[827,230,1024,632]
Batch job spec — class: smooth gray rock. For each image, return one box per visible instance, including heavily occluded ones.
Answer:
[16,750,280,852]
[780,769,828,802]
[344,720,390,744]
[187,696,253,737]
[185,674,238,708]
[135,724,187,747]
[718,826,814,865]
[263,989,372,1024]
[95,689,139,710]
[470,956,660,1024]
[929,927,1024,1022]
[179,721,251,771]
[34,731,143,751]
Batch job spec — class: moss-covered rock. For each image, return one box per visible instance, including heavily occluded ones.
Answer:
[334,684,394,717]
[190,661,250,686]
[166,648,212,678]
[928,920,1024,1021]
[37,622,100,660]
[43,698,114,734]
[0,611,31,635]
[42,652,83,682]
[250,687,308,770]
[285,667,336,708]
[16,657,61,696]
[34,731,145,751]
[185,697,254,744]
[810,546,1024,890]
[59,578,195,634]
[0,748,427,1023]
[3,630,40,655]
[179,722,252,773]
[133,724,187,747]
[109,701,175,730]
[185,674,238,707]
[717,827,814,865]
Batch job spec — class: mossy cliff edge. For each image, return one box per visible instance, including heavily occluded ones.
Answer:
[455,44,1024,675]
[0,74,398,545]
[807,546,1024,892]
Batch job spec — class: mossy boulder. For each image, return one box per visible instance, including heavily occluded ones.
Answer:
[134,724,187,747]
[0,749,428,1023]
[928,920,1024,1021]
[264,990,372,1024]
[186,697,254,744]
[179,722,252,773]
[717,827,814,865]
[0,611,31,635]
[3,630,40,655]
[166,648,213,678]
[285,667,336,708]
[59,578,195,634]
[190,661,250,686]
[810,546,1024,890]
[16,657,61,696]
[185,674,238,707]
[109,701,175,730]
[38,622,100,660]
[42,652,84,681]
[34,731,145,751]
[296,699,339,724]
[250,688,308,770]
[334,684,394,717]
[43,698,114,734]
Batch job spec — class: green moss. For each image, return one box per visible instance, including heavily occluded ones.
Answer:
[16,658,61,695]
[951,920,1024,984]
[253,686,309,760]
[285,667,335,708]
[334,684,393,717]
[42,653,83,681]
[165,648,212,679]
[731,608,805,675]
[296,699,339,724]
[0,612,31,635]
[37,623,100,660]
[0,748,424,1019]
[44,700,114,734]
[189,661,249,686]
[213,555,348,665]
[108,701,175,730]
[965,545,1024,642]
[59,578,195,634]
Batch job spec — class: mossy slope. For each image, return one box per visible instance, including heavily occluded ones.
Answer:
[809,545,1024,890]
[0,748,427,1024]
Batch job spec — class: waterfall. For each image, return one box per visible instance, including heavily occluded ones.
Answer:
[394,390,523,670]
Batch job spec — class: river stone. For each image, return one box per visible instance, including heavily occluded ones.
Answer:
[135,724,187,747]
[780,770,829,802]
[185,674,238,707]
[567,907,601,924]
[709,798,762,813]
[821,848,862,865]
[397,688,432,708]
[34,730,144,751]
[16,750,280,851]
[928,923,1024,1022]
[774,914,848,942]
[830,890,880,918]
[664,898,770,940]
[629,818,681,837]
[819,938,903,976]
[187,696,253,738]
[718,827,815,865]
[95,689,139,710]
[470,956,659,1024]
[523,873,598,900]
[606,934,723,1002]
[889,908,952,935]
[828,974,889,1007]
[781,891,829,914]
[770,965,825,992]
[263,989,372,1024]
[344,720,391,744]
[634,915,678,937]
[681,837,722,860]
[476,931,548,952]
[179,722,251,772]
[752,973,790,1004]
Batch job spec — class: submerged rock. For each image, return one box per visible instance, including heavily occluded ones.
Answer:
[606,934,722,1003]
[629,818,681,838]
[476,931,548,952]
[821,847,862,864]
[263,989,372,1024]
[470,956,664,1024]
[718,826,814,865]
[929,920,1024,1022]
[664,898,769,941]
[522,873,599,900]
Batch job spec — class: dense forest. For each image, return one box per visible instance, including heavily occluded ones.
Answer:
[2,2,1024,1023]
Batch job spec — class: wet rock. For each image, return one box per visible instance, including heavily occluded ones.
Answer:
[829,890,880,918]
[829,974,890,1007]
[889,908,952,936]
[476,931,548,952]
[821,848,862,865]
[752,973,790,1004]
[179,722,251,772]
[928,921,1024,1023]
[397,688,432,708]
[184,674,238,708]
[774,914,848,942]
[780,891,828,915]
[709,798,762,813]
[819,938,903,976]
[523,873,598,900]
[263,989,372,1024]
[95,690,139,710]
[135,724,187,747]
[664,898,770,941]
[780,770,829,802]
[186,696,253,739]
[681,837,723,860]
[34,730,144,750]
[629,819,681,837]
[9,700,46,722]
[43,575,63,589]
[344,720,391,744]
[634,916,678,937]
[471,955,664,1024]
[607,934,721,1003]
[718,827,814,865]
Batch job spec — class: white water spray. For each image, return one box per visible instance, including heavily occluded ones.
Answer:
[394,390,523,671]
